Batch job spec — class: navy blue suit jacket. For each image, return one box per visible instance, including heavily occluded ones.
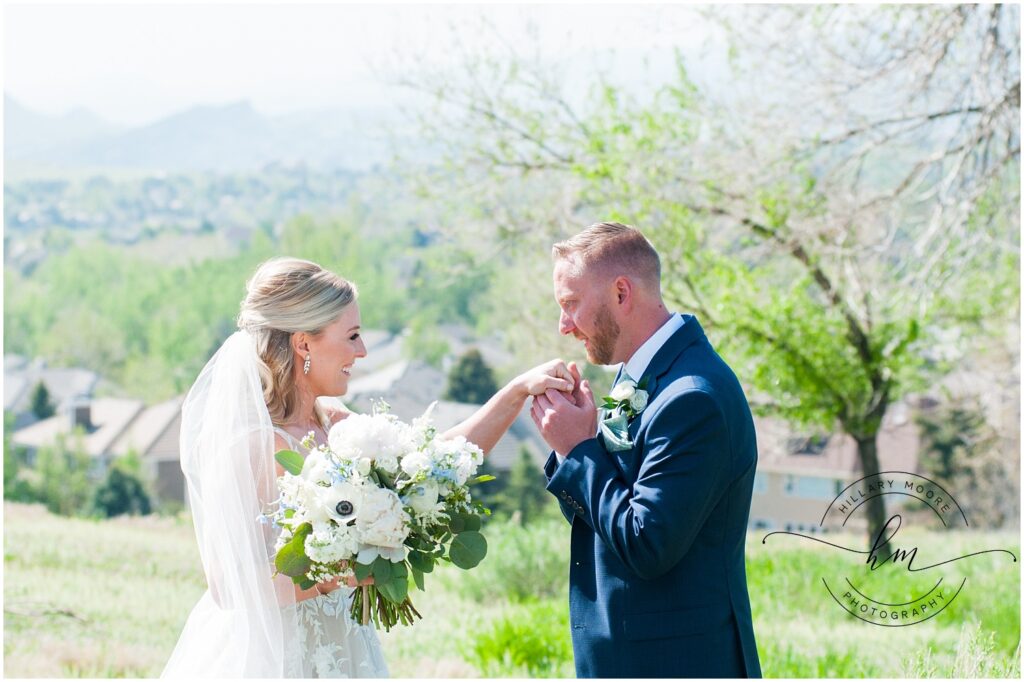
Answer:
[544,315,761,678]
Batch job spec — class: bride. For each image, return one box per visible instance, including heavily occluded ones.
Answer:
[162,257,574,678]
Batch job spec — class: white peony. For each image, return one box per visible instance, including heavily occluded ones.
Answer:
[356,486,410,549]
[610,380,637,402]
[328,413,414,466]
[629,390,649,413]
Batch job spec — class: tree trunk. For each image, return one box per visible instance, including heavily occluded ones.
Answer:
[854,433,892,559]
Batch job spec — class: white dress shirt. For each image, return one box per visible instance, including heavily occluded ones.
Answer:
[555,313,683,463]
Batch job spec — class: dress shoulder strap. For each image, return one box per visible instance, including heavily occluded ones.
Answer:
[273,401,337,452]
[273,427,303,451]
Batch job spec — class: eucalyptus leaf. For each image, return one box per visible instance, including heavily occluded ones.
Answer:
[454,513,481,532]
[353,562,373,583]
[407,551,434,574]
[377,576,408,604]
[274,449,305,476]
[411,567,425,591]
[371,556,392,583]
[449,530,487,569]
[390,561,409,581]
[274,523,312,578]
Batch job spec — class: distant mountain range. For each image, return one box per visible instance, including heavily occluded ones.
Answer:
[4,95,399,173]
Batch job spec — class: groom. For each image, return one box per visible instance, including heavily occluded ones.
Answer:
[530,222,762,678]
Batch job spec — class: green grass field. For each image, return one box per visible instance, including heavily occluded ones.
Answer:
[3,502,1020,677]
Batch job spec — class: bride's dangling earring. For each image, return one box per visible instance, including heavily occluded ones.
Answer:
[303,353,311,375]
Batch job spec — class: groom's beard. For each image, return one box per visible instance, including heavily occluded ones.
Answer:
[585,303,621,365]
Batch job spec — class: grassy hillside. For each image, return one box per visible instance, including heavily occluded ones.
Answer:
[3,502,1019,677]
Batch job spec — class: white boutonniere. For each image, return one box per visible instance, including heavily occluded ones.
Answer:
[601,376,650,421]
[598,376,650,452]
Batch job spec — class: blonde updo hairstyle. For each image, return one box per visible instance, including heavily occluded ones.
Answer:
[238,257,357,425]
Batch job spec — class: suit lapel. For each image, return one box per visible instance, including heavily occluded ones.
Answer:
[642,314,706,397]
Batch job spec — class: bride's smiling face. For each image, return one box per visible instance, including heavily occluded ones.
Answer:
[300,303,366,397]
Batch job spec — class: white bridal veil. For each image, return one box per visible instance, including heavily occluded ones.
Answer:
[163,330,301,677]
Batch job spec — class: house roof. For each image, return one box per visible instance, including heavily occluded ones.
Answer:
[4,354,29,372]
[4,375,29,413]
[12,397,145,457]
[344,360,448,409]
[110,396,184,457]
[435,324,516,374]
[4,359,100,414]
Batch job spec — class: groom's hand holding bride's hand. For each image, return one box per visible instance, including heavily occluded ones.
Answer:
[513,359,576,399]
[530,361,598,456]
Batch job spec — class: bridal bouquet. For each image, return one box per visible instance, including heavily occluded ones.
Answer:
[265,400,493,631]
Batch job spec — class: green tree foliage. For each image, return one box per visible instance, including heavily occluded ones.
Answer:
[3,411,37,503]
[471,447,552,526]
[29,382,56,420]
[32,432,95,517]
[492,447,552,526]
[916,403,995,486]
[445,348,499,404]
[915,399,1014,527]
[5,214,492,403]
[403,318,451,367]
[3,412,17,489]
[93,463,152,518]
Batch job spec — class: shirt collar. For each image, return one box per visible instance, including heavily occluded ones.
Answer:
[621,313,684,383]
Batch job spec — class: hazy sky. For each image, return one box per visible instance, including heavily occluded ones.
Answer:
[4,2,706,126]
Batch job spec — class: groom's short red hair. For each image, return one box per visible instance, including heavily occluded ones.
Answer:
[552,222,661,289]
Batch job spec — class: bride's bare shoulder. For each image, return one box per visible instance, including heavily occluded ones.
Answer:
[273,432,291,452]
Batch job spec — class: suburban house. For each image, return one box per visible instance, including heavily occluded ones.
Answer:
[747,400,920,534]
[11,396,186,503]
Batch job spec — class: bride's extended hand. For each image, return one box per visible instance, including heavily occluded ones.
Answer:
[314,576,341,596]
[513,359,576,399]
